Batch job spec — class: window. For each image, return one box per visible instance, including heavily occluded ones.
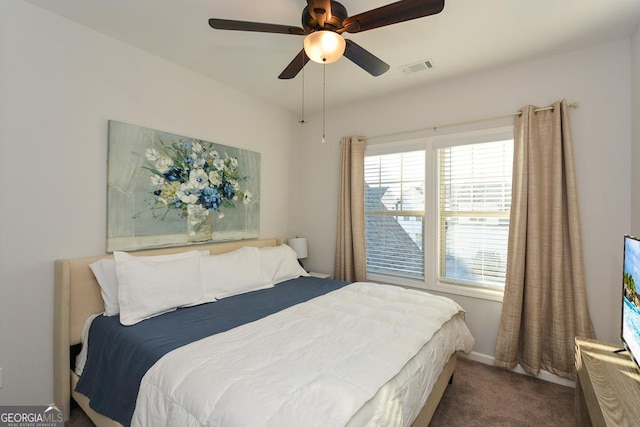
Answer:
[364,129,513,299]
[438,140,513,290]
[364,150,425,279]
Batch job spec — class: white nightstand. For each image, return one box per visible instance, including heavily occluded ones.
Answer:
[309,272,331,279]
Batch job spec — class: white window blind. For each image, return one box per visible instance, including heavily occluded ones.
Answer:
[364,150,425,279]
[438,140,513,289]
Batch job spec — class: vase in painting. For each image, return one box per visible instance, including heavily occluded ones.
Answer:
[186,204,213,242]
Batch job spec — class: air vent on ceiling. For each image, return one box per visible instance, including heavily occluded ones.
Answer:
[400,59,434,75]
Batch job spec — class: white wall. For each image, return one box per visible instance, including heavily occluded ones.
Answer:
[294,40,633,359]
[632,23,640,235]
[0,0,299,404]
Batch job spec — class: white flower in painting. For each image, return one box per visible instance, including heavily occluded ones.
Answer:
[155,156,174,173]
[208,170,222,186]
[226,154,239,168]
[229,179,239,190]
[176,183,200,204]
[190,143,205,166]
[192,157,206,168]
[189,169,209,190]
[150,174,164,186]
[243,191,253,205]
[145,148,161,162]
[208,150,220,160]
[212,158,225,171]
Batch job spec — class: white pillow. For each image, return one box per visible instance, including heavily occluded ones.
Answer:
[89,250,210,316]
[199,246,271,301]
[114,250,203,326]
[260,244,309,285]
[88,258,119,316]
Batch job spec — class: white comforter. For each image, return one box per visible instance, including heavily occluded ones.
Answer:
[131,282,472,427]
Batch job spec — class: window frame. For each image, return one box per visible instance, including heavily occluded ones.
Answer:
[364,127,513,302]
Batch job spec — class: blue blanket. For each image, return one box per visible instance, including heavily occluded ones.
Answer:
[75,276,348,426]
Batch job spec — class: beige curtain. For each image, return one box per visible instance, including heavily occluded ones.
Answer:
[334,136,367,282]
[494,100,595,380]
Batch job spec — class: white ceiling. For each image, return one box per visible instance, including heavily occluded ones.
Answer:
[23,0,640,115]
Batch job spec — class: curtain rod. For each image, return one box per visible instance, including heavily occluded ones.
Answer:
[358,101,579,142]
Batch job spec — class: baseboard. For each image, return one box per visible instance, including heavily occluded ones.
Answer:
[460,351,576,388]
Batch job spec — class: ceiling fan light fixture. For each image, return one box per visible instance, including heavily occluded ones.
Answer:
[303,31,346,64]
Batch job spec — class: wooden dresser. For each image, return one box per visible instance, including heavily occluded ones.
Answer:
[575,338,640,426]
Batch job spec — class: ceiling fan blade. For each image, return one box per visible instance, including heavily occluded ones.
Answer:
[208,18,305,35]
[278,49,311,79]
[343,39,390,77]
[342,0,444,34]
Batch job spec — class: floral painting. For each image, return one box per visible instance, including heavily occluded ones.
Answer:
[107,120,260,252]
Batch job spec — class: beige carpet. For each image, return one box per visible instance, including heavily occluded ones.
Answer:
[430,357,575,426]
[65,357,575,426]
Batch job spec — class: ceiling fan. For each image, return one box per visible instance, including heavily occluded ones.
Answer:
[208,0,445,79]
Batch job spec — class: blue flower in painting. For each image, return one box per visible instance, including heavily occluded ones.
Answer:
[200,187,222,211]
[222,181,235,199]
[163,166,184,182]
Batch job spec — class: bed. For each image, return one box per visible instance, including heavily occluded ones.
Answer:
[54,238,474,426]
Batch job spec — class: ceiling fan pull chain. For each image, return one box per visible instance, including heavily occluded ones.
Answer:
[322,63,326,143]
[299,54,307,124]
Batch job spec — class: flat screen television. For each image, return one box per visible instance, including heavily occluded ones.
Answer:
[621,235,640,368]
